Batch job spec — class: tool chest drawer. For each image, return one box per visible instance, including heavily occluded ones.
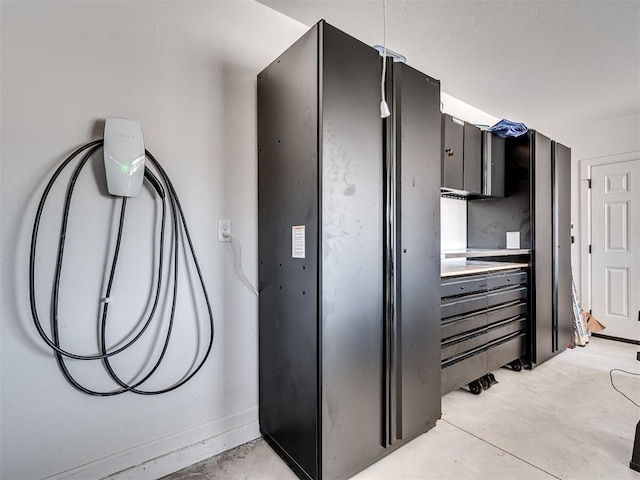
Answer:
[486,286,527,308]
[441,332,526,395]
[441,292,488,319]
[486,270,528,291]
[441,315,527,362]
[441,276,489,298]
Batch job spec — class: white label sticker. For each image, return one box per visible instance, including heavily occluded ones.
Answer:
[506,231,520,249]
[292,225,305,259]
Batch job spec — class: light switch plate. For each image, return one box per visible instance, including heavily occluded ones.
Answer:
[506,231,520,249]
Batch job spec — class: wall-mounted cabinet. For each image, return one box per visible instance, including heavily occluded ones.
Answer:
[441,114,504,198]
[463,121,482,193]
[442,114,481,195]
[482,131,505,198]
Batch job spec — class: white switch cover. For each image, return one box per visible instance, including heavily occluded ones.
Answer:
[218,220,231,242]
[506,231,520,249]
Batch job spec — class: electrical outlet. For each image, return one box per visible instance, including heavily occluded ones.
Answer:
[218,220,231,242]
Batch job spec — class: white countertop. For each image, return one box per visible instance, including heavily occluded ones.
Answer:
[441,259,530,277]
[442,248,531,259]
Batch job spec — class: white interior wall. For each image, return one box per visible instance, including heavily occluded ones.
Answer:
[552,112,640,301]
[0,2,306,479]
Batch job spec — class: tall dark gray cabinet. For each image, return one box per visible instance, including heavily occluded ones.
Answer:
[467,131,572,366]
[257,21,442,480]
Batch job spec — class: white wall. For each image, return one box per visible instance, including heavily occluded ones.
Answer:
[552,112,640,301]
[0,2,306,479]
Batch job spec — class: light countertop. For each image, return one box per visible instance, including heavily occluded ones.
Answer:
[441,259,530,277]
[442,248,531,259]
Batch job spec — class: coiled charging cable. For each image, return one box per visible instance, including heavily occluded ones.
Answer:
[29,140,214,395]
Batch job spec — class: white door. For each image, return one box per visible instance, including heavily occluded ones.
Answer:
[591,159,640,341]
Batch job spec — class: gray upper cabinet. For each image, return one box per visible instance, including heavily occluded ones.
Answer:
[441,114,506,198]
[442,114,464,191]
[441,114,483,195]
[463,122,482,193]
[482,131,505,198]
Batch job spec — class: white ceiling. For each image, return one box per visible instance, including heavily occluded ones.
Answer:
[257,0,640,136]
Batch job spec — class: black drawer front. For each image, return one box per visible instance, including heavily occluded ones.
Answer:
[486,270,528,291]
[441,351,488,395]
[441,331,487,362]
[441,301,527,342]
[485,317,527,344]
[442,316,526,362]
[486,301,527,324]
[486,286,527,308]
[441,333,526,395]
[441,275,488,298]
[441,312,488,341]
[486,333,526,370]
[442,291,488,319]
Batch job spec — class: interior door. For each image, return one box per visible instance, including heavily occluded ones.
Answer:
[591,159,640,341]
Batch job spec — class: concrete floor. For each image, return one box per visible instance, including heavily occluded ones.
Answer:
[163,337,639,480]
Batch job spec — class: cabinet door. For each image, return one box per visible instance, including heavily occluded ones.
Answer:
[553,142,572,351]
[532,132,554,365]
[394,62,442,442]
[320,23,385,480]
[463,123,482,194]
[442,114,464,190]
[483,132,506,197]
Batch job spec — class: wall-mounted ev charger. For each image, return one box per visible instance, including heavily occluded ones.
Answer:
[29,119,216,396]
[103,117,145,197]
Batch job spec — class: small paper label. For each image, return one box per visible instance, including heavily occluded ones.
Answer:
[506,231,520,249]
[292,225,305,259]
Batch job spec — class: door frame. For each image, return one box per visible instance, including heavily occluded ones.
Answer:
[579,151,640,314]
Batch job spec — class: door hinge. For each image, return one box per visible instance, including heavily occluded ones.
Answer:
[638,311,639,322]
[587,179,592,189]
[588,245,592,254]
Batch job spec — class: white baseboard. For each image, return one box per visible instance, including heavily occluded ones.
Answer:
[45,407,260,480]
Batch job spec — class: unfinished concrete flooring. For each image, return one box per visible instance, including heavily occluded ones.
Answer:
[163,337,639,480]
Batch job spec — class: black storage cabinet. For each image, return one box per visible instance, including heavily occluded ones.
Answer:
[258,21,442,480]
[467,132,572,366]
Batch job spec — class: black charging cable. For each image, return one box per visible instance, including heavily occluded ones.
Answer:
[29,140,214,395]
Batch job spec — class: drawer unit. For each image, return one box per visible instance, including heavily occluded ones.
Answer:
[441,268,529,395]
